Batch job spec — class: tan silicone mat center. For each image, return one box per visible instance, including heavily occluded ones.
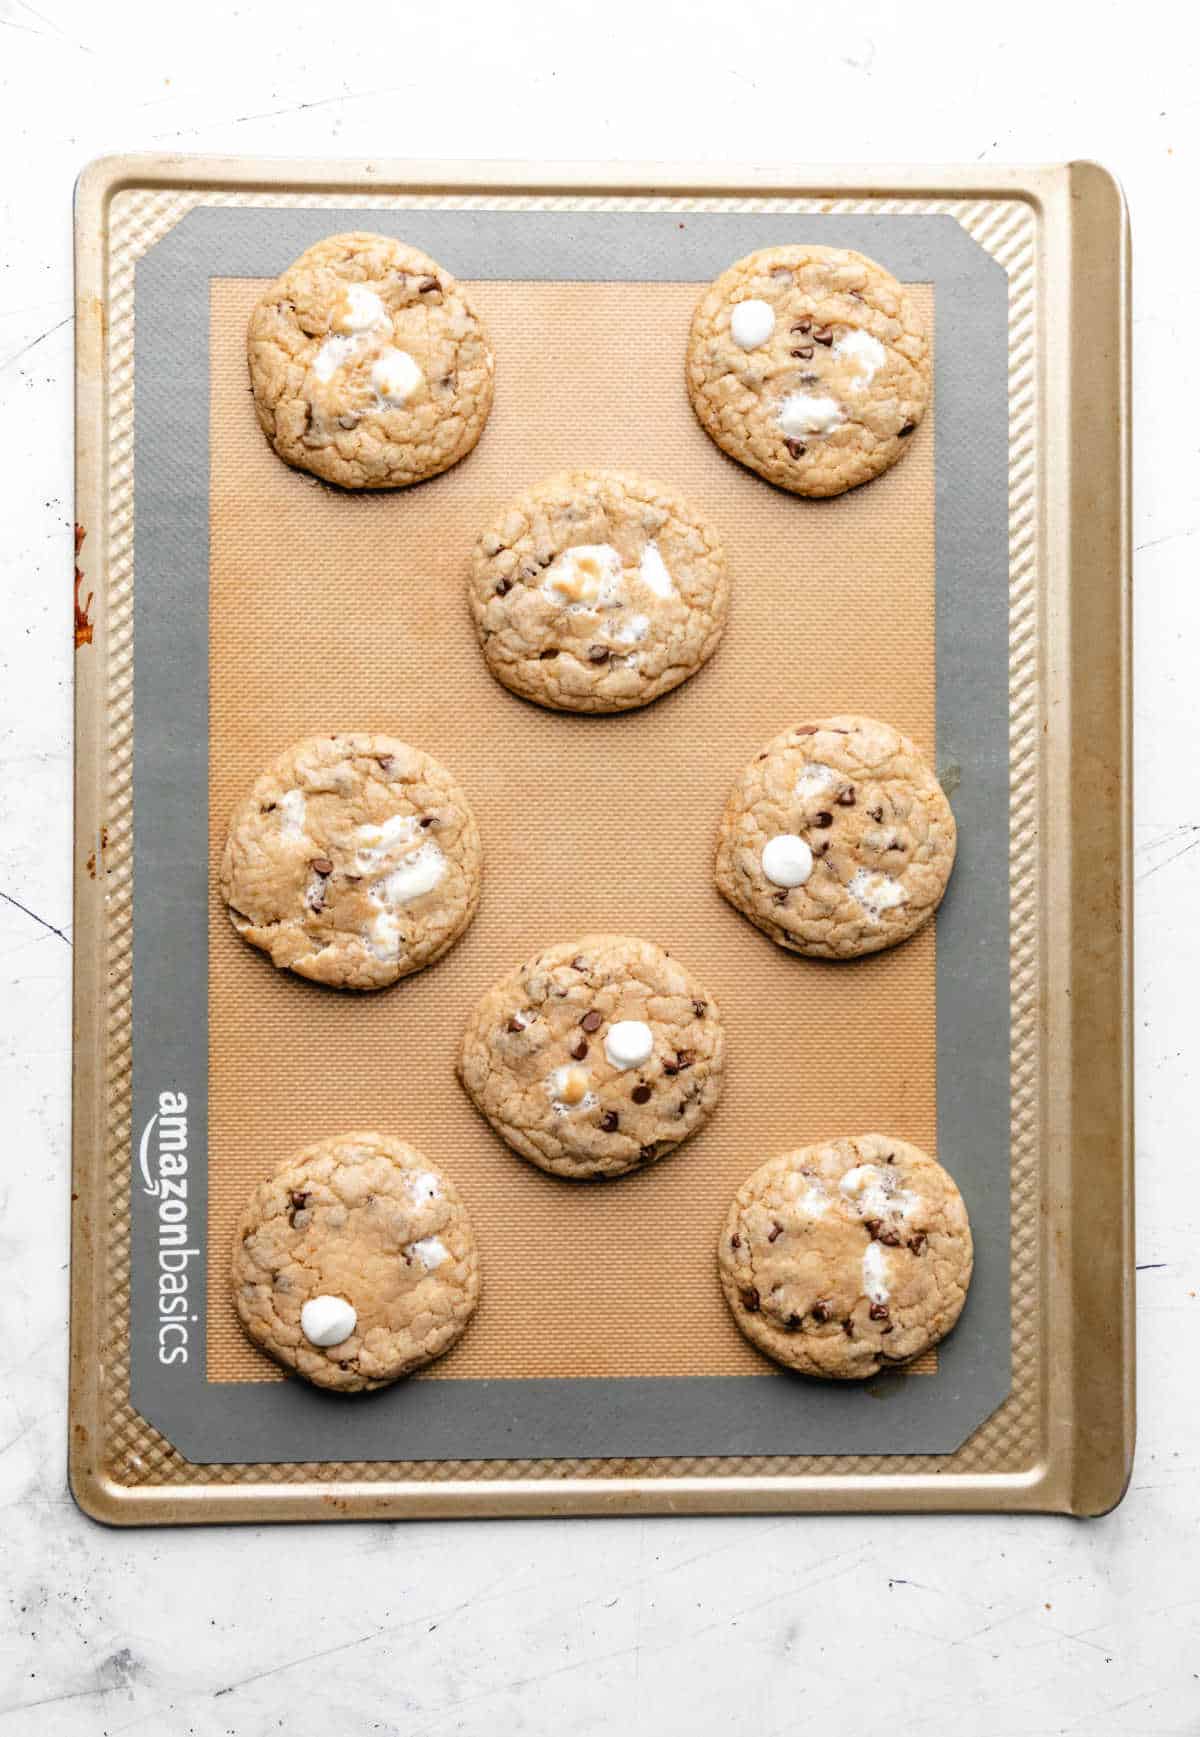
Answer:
[207,276,936,1384]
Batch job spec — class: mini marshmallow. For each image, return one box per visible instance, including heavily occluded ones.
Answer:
[730,298,776,349]
[300,1294,357,1348]
[372,347,424,405]
[779,393,845,437]
[761,834,814,888]
[604,1019,654,1070]
[833,327,887,388]
[407,1171,441,1205]
[638,541,675,599]
[407,1237,448,1271]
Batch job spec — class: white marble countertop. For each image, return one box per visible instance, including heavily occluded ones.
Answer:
[1,2,1196,1731]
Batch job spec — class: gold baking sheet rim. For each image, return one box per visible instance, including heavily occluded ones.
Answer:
[68,157,1132,1522]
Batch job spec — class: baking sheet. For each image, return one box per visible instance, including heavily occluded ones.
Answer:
[70,159,1132,1520]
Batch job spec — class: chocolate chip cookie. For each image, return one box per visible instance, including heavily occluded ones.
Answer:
[458,934,725,1178]
[232,1132,481,1392]
[719,1135,973,1379]
[247,232,494,488]
[467,469,729,712]
[220,733,481,990]
[686,245,930,498]
[714,715,956,959]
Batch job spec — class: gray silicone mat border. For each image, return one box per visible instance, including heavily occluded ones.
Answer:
[130,207,1009,1464]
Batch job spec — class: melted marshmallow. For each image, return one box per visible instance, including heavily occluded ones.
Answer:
[848,869,906,921]
[834,327,887,388]
[407,1237,448,1271]
[862,1241,890,1305]
[638,541,675,600]
[779,393,845,437]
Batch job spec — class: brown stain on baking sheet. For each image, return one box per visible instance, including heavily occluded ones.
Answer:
[74,522,94,648]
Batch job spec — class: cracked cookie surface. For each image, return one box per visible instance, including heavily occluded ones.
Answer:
[220,733,481,991]
[232,1132,480,1393]
[714,714,955,959]
[686,245,930,498]
[247,231,494,489]
[458,934,725,1178]
[719,1135,973,1379]
[467,469,729,713]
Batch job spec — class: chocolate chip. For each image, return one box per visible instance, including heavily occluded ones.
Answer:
[539,648,559,659]
[836,788,856,807]
[310,857,333,876]
[639,1142,662,1163]
[581,1010,602,1032]
[420,815,437,829]
[730,1233,741,1250]
[662,1057,678,1076]
[571,1038,589,1061]
[495,577,512,596]
[809,1301,833,1325]
[375,754,394,770]
[864,1218,882,1241]
[418,276,440,294]
[631,1084,652,1104]
[909,1232,928,1256]
[878,1229,902,1247]
[741,1287,761,1314]
[287,1190,309,1225]
[600,1110,619,1132]
[773,889,789,904]
[843,1320,855,1338]
[813,325,834,345]
[572,955,588,971]
[262,802,277,814]
[849,289,865,301]
[587,645,610,664]
[869,1302,890,1322]
[785,438,806,459]
[790,319,812,333]
[869,806,884,823]
[692,999,707,1018]
[795,724,819,735]
[881,1324,895,1335]
[813,811,833,828]
[506,1016,526,1033]
[899,421,917,437]
[785,1314,803,1330]
[790,345,814,360]
[767,1222,783,1243]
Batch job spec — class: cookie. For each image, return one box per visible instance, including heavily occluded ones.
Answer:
[232,1132,480,1392]
[686,245,930,498]
[714,715,955,959]
[247,232,494,489]
[220,733,481,991]
[458,934,725,1179]
[719,1135,973,1380]
[467,470,729,713]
